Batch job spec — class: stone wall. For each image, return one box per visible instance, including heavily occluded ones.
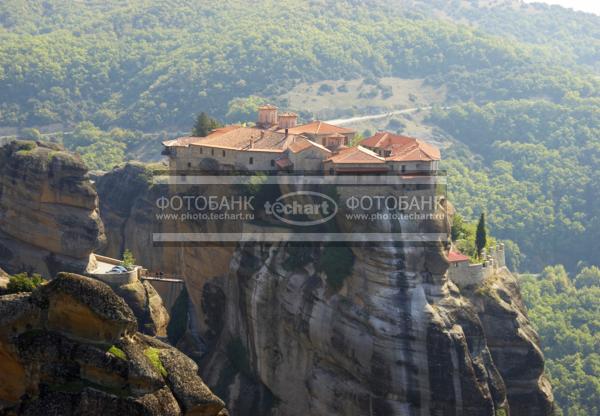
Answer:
[448,243,506,289]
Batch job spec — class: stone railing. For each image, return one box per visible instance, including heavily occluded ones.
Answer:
[87,254,142,288]
[447,243,506,289]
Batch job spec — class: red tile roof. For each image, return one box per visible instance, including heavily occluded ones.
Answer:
[326,146,385,164]
[360,132,441,161]
[288,138,331,154]
[447,251,470,263]
[162,126,241,147]
[186,127,302,152]
[281,121,355,136]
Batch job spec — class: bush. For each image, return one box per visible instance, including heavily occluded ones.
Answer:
[319,244,355,290]
[122,249,136,270]
[318,83,334,95]
[6,273,44,293]
[283,245,314,271]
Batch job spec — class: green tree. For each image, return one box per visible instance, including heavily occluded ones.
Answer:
[6,273,44,293]
[19,128,43,141]
[192,112,221,137]
[122,249,136,270]
[475,213,487,258]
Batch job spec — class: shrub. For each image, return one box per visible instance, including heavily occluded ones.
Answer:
[122,249,136,270]
[317,83,334,95]
[283,245,314,271]
[6,273,44,293]
[319,244,355,290]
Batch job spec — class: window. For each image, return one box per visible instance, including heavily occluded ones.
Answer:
[249,157,254,165]
[187,162,191,168]
[329,168,334,175]
[222,150,226,157]
[200,147,203,154]
[211,149,214,156]
[270,159,275,167]
[401,165,406,173]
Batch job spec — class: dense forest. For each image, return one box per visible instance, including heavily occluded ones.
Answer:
[520,267,600,416]
[1,1,599,413]
[0,0,597,130]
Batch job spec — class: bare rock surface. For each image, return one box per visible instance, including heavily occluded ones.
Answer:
[0,141,105,277]
[0,273,226,416]
[0,143,169,336]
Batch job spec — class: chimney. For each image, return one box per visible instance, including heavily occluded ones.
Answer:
[257,105,278,127]
[278,112,298,130]
[250,137,255,149]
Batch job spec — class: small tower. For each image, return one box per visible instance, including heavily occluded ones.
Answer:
[277,112,298,130]
[257,105,278,128]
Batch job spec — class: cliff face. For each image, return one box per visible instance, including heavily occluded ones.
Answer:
[96,163,554,416]
[0,143,169,337]
[0,273,227,416]
[196,243,553,416]
[0,141,104,277]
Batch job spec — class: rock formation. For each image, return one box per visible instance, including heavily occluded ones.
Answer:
[0,142,169,337]
[0,141,104,277]
[96,163,554,416]
[109,277,171,337]
[0,273,227,416]
[0,266,8,289]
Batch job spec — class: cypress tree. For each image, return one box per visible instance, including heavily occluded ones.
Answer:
[475,213,487,258]
[192,112,221,137]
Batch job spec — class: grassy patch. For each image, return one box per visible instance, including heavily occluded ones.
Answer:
[107,345,127,361]
[144,347,167,377]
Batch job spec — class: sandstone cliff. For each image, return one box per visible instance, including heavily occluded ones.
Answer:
[0,142,169,337]
[96,163,554,416]
[0,141,104,277]
[0,273,227,416]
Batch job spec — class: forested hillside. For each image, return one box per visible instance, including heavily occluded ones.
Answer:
[0,0,597,130]
[520,267,600,416]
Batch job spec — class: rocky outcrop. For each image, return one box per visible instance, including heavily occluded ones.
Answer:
[0,273,226,416]
[463,269,555,416]
[195,243,553,416]
[111,279,171,337]
[0,141,105,277]
[0,143,168,337]
[0,267,8,289]
[96,163,554,416]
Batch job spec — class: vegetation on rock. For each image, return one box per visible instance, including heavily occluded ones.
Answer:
[6,273,44,294]
[520,266,600,416]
